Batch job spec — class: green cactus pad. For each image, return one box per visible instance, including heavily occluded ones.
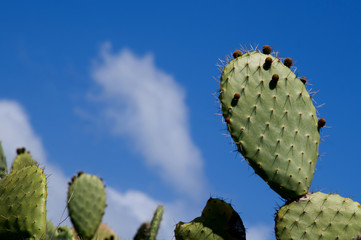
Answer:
[175,198,245,240]
[10,148,38,173]
[67,172,106,240]
[175,222,224,240]
[219,50,320,200]
[147,205,163,240]
[0,165,47,239]
[275,192,361,239]
[0,141,7,179]
[92,223,120,240]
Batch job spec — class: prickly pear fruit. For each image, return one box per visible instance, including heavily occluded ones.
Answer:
[92,223,120,240]
[275,192,361,239]
[0,141,7,179]
[219,48,320,200]
[147,205,163,240]
[175,198,245,240]
[0,165,47,239]
[134,222,150,240]
[10,147,38,173]
[67,172,106,240]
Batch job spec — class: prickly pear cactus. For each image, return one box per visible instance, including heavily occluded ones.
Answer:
[0,141,7,179]
[175,198,245,240]
[219,47,321,200]
[67,171,106,240]
[275,192,361,239]
[0,165,47,239]
[10,147,38,173]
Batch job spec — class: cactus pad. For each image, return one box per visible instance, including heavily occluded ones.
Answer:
[0,165,47,239]
[147,205,164,240]
[219,50,320,200]
[11,148,38,173]
[275,192,361,239]
[175,198,245,240]
[67,172,106,240]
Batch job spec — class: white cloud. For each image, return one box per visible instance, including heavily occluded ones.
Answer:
[0,100,70,226]
[91,43,207,200]
[247,224,274,240]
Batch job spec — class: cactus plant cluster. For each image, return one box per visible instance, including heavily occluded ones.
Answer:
[0,144,163,240]
[0,44,358,240]
[174,45,361,240]
[214,45,361,239]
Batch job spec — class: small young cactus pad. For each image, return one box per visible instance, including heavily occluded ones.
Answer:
[0,165,47,239]
[147,205,164,240]
[67,172,106,240]
[10,148,38,173]
[219,49,320,200]
[275,192,361,239]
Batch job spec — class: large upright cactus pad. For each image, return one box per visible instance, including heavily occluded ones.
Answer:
[219,50,320,200]
[67,172,106,240]
[0,165,47,239]
[275,192,361,239]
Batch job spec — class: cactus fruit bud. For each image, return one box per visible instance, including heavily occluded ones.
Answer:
[283,57,293,68]
[318,118,326,131]
[264,57,273,69]
[262,45,271,54]
[232,50,242,59]
[300,77,307,84]
[16,147,26,155]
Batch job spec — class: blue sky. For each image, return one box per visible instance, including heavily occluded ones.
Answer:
[1,1,361,239]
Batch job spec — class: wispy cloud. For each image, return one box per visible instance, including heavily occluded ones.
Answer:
[91,42,208,200]
[0,100,70,226]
